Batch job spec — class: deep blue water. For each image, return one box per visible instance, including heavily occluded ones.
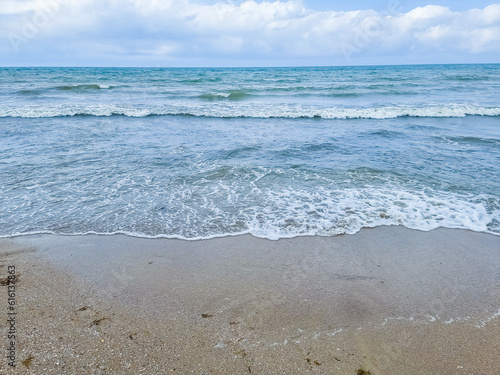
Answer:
[0,65,499,239]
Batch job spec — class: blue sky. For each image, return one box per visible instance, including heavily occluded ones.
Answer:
[1,0,499,66]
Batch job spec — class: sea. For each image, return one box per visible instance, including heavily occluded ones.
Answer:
[0,64,499,240]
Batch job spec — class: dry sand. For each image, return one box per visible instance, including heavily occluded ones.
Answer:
[0,226,499,374]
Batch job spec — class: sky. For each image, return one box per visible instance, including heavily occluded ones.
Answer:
[1,0,499,67]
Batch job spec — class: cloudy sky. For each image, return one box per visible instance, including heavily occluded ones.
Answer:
[1,0,499,66]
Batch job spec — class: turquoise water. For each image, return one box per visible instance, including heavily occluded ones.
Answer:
[0,65,499,239]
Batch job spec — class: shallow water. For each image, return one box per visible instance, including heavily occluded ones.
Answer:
[0,65,499,239]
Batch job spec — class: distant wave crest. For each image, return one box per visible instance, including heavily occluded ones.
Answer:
[199,90,251,101]
[1,104,500,119]
[55,84,113,90]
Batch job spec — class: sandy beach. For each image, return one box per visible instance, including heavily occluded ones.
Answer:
[1,226,499,374]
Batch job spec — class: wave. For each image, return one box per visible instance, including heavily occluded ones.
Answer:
[0,187,498,240]
[55,84,114,90]
[444,75,491,81]
[2,104,500,119]
[363,129,406,138]
[15,84,120,96]
[180,77,222,84]
[17,89,43,95]
[324,92,360,98]
[199,90,251,101]
[265,86,317,92]
[433,135,500,146]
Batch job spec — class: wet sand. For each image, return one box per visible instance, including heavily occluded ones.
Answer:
[1,226,499,374]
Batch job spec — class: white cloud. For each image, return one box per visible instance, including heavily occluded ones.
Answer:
[1,0,500,65]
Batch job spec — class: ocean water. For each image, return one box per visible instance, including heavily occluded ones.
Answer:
[0,64,499,240]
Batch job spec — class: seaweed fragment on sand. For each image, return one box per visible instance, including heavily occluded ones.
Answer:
[0,274,19,286]
[357,369,372,375]
[22,355,34,368]
[90,317,110,327]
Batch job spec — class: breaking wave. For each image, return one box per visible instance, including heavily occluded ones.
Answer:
[2,104,500,119]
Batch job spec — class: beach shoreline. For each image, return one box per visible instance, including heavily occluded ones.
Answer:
[1,226,499,374]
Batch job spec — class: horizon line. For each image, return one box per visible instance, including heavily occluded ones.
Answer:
[1,62,499,69]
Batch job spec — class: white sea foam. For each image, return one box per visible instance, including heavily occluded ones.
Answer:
[1,187,497,240]
[1,103,500,119]
[239,188,498,240]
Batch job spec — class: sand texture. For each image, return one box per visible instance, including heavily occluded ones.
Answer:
[1,226,499,374]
